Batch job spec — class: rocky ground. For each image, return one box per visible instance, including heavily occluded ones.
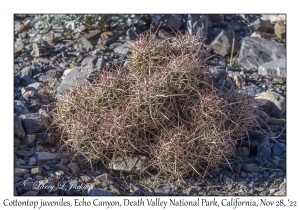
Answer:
[14,14,286,196]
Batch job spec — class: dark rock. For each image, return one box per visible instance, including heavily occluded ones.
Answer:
[57,68,88,100]
[243,164,259,172]
[210,67,227,78]
[232,163,243,174]
[255,110,270,127]
[14,115,25,139]
[67,162,80,175]
[19,74,37,85]
[272,143,285,156]
[14,100,30,114]
[208,30,239,56]
[24,134,36,146]
[253,18,274,34]
[279,159,286,170]
[237,147,249,157]
[35,133,58,145]
[258,57,286,78]
[208,14,224,22]
[239,37,286,70]
[126,29,138,40]
[219,21,228,28]
[14,138,21,147]
[32,43,46,57]
[154,184,171,196]
[158,29,175,39]
[257,137,271,165]
[20,113,49,134]
[155,14,182,31]
[22,191,39,196]
[88,188,112,196]
[20,87,49,111]
[28,157,37,166]
[14,75,20,85]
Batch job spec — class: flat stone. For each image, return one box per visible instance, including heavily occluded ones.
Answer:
[88,188,112,196]
[81,37,94,50]
[243,164,259,172]
[267,118,286,124]
[14,115,25,139]
[14,168,28,177]
[255,90,286,117]
[14,75,20,85]
[23,134,36,146]
[253,18,274,34]
[28,82,42,90]
[67,162,80,175]
[94,173,113,188]
[239,37,286,70]
[82,30,101,45]
[237,86,266,97]
[110,154,148,174]
[21,66,32,77]
[272,143,285,156]
[57,68,88,101]
[31,166,42,175]
[208,30,239,56]
[126,29,139,40]
[274,22,286,40]
[154,184,171,196]
[34,152,57,162]
[257,137,271,165]
[258,57,286,78]
[114,42,132,55]
[19,74,37,85]
[193,15,209,39]
[20,113,49,134]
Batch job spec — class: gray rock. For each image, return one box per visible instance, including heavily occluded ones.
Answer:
[154,184,171,196]
[14,115,25,139]
[253,18,274,34]
[240,172,248,177]
[114,42,132,55]
[14,168,28,177]
[94,173,113,188]
[28,157,37,166]
[20,113,49,134]
[32,43,46,57]
[239,37,286,70]
[257,137,271,165]
[67,162,80,175]
[82,30,101,45]
[81,37,94,50]
[255,90,286,117]
[208,30,239,56]
[14,138,21,147]
[28,82,42,90]
[57,68,88,100]
[21,66,32,77]
[34,152,57,162]
[110,154,148,174]
[88,188,112,196]
[225,178,233,190]
[258,57,286,78]
[19,87,49,111]
[35,133,58,145]
[24,134,36,146]
[237,86,266,97]
[272,143,285,156]
[243,164,259,172]
[210,67,227,78]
